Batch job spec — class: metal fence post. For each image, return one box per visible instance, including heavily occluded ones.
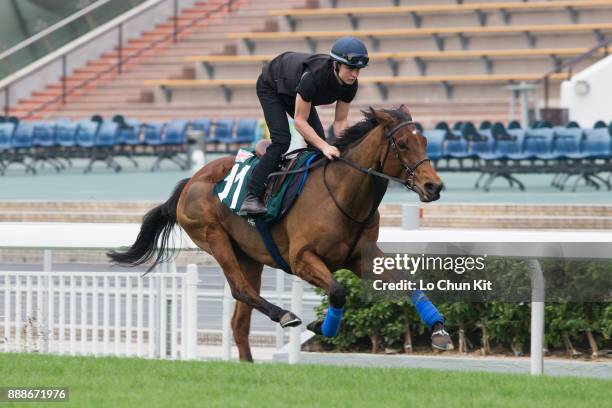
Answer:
[527,259,545,375]
[288,276,303,364]
[41,249,53,354]
[275,269,285,350]
[3,87,8,117]
[61,56,67,104]
[221,279,234,361]
[173,0,179,43]
[184,264,198,360]
[118,24,123,74]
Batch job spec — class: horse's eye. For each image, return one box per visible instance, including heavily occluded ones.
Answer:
[398,142,408,150]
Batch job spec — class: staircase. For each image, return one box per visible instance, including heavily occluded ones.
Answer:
[10,0,310,120]
[7,0,521,126]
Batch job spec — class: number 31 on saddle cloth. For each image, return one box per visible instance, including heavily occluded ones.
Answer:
[213,147,321,224]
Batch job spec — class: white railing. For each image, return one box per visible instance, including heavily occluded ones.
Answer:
[5,221,608,375]
[0,222,320,361]
[0,266,198,360]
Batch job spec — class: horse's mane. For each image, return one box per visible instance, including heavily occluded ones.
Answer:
[332,107,412,151]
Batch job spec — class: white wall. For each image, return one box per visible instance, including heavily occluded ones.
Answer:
[560,54,612,128]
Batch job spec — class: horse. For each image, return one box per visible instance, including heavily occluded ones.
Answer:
[108,105,453,361]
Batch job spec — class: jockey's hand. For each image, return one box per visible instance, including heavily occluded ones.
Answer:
[322,144,341,160]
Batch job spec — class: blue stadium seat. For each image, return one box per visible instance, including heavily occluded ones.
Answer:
[7,122,37,174]
[567,128,612,160]
[212,119,236,152]
[423,129,446,163]
[84,121,121,173]
[164,120,189,145]
[113,116,142,167]
[507,128,555,160]
[75,120,100,149]
[536,128,582,160]
[144,122,165,146]
[55,120,79,164]
[151,120,189,171]
[191,119,211,136]
[214,119,235,145]
[478,126,525,160]
[235,119,259,144]
[476,124,527,191]
[31,121,64,172]
[0,122,16,175]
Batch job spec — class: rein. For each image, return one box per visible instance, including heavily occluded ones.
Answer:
[262,118,430,268]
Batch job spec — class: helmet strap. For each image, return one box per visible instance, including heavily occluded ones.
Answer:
[332,61,351,87]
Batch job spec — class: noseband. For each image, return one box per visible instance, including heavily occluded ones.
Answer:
[380,120,431,190]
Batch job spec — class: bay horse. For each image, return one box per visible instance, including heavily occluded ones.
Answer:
[108,105,452,361]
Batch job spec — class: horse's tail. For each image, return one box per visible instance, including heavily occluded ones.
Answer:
[107,178,190,273]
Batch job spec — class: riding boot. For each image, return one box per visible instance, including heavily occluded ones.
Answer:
[238,192,267,216]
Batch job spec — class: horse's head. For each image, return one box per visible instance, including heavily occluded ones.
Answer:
[367,105,443,202]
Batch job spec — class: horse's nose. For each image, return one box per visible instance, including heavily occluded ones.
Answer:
[424,182,443,196]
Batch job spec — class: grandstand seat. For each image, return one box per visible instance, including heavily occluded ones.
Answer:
[151,119,190,171]
[75,120,100,149]
[7,122,37,175]
[561,127,612,191]
[235,119,259,144]
[144,122,166,147]
[507,128,555,161]
[477,124,527,191]
[213,119,236,151]
[190,119,212,143]
[84,121,122,173]
[163,120,189,146]
[55,120,79,162]
[31,121,64,172]
[537,128,582,160]
[423,129,446,164]
[0,122,16,176]
[113,116,142,167]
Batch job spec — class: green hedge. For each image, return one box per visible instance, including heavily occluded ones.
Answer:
[314,269,611,355]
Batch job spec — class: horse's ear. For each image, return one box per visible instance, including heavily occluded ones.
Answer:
[399,104,413,119]
[369,107,393,125]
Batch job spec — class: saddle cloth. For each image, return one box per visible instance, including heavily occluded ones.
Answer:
[213,149,320,223]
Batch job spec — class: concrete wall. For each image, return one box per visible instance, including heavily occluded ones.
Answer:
[560,54,612,127]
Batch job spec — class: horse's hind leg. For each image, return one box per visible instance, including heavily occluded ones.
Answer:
[197,225,301,327]
[231,254,263,362]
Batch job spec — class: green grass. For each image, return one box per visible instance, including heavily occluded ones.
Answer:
[0,353,609,408]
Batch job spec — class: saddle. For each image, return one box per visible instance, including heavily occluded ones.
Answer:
[213,142,320,224]
[256,139,313,200]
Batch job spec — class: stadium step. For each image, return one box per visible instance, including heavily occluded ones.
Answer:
[1,202,610,230]
[10,0,268,118]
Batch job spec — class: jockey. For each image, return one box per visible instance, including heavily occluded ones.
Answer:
[239,36,369,216]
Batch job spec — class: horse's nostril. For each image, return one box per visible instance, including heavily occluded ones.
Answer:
[424,182,443,195]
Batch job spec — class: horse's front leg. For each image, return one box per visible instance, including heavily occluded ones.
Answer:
[346,242,454,351]
[291,250,346,337]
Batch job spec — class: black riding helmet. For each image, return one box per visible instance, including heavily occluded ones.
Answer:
[329,37,369,69]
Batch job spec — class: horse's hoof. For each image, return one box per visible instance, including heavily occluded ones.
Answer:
[280,312,302,328]
[432,327,454,351]
[306,319,323,335]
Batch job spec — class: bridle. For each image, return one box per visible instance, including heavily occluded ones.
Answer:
[336,119,431,193]
[325,119,431,225]
[266,118,431,224]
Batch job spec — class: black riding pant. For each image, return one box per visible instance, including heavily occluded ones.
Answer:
[247,74,326,197]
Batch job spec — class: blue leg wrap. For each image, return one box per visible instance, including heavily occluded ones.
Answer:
[411,290,444,329]
[321,306,344,337]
